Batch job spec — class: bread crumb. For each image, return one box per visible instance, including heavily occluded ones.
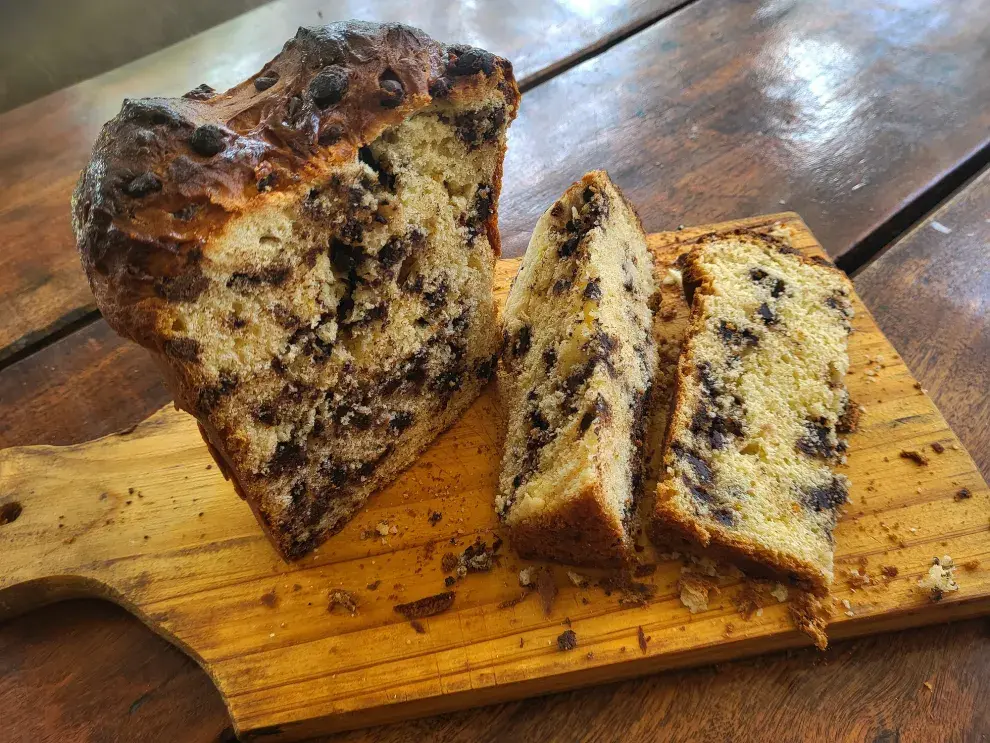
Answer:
[518,567,534,587]
[955,488,972,501]
[931,442,945,454]
[923,680,934,691]
[678,574,719,614]
[845,568,871,588]
[328,589,358,616]
[918,556,958,602]
[900,450,929,466]
[770,583,789,602]
[881,565,899,580]
[789,591,830,650]
[567,570,588,587]
[536,567,558,616]
[557,629,578,651]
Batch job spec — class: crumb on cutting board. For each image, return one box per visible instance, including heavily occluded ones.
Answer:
[678,574,719,614]
[918,556,958,602]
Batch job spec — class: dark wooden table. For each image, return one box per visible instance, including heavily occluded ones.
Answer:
[1,1,989,741]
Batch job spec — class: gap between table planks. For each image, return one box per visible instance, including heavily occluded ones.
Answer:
[1,214,988,742]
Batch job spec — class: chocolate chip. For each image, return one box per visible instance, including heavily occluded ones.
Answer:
[254,403,278,426]
[450,106,506,149]
[579,394,612,433]
[330,239,364,273]
[511,325,531,358]
[475,354,498,381]
[309,66,349,108]
[123,172,162,197]
[269,440,305,476]
[797,419,836,458]
[529,408,550,432]
[770,279,786,298]
[552,277,572,294]
[803,477,848,512]
[183,84,216,101]
[254,75,278,91]
[711,507,736,526]
[379,71,405,108]
[429,76,453,98]
[718,320,759,347]
[197,370,238,413]
[558,234,580,258]
[447,48,496,77]
[756,302,778,325]
[189,124,226,157]
[542,347,557,371]
[674,444,712,484]
[583,278,602,301]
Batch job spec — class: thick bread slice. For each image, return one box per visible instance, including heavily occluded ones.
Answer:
[72,21,519,560]
[651,230,854,594]
[497,171,659,567]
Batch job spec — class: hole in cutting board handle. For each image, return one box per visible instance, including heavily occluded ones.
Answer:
[0,501,22,525]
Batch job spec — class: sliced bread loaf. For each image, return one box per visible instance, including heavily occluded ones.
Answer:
[497,171,659,566]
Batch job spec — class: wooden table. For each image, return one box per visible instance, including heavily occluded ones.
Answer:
[1,1,988,740]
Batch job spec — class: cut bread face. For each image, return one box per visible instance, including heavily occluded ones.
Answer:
[72,23,520,560]
[183,107,509,558]
[497,171,659,567]
[651,231,854,594]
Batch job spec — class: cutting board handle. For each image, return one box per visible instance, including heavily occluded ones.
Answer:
[0,406,213,621]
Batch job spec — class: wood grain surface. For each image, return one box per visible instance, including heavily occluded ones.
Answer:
[3,216,989,741]
[0,0,683,363]
[4,0,990,363]
[855,166,990,479]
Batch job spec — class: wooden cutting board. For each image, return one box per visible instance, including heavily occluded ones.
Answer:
[2,214,988,742]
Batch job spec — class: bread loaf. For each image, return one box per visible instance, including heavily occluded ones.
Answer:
[72,21,519,559]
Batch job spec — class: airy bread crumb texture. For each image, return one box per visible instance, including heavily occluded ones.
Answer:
[161,96,511,558]
[653,231,854,593]
[497,171,659,566]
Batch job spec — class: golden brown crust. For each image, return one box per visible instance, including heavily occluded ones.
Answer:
[509,484,632,568]
[651,490,823,595]
[72,21,519,353]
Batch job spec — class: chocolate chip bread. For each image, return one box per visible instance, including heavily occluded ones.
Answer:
[651,230,854,594]
[496,171,659,567]
[71,21,519,560]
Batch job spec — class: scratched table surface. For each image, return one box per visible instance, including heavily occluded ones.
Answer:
[0,1,989,741]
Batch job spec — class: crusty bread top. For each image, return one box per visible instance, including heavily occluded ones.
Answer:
[71,20,519,349]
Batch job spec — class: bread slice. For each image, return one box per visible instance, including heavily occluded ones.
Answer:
[71,22,519,560]
[651,230,854,594]
[496,171,659,567]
